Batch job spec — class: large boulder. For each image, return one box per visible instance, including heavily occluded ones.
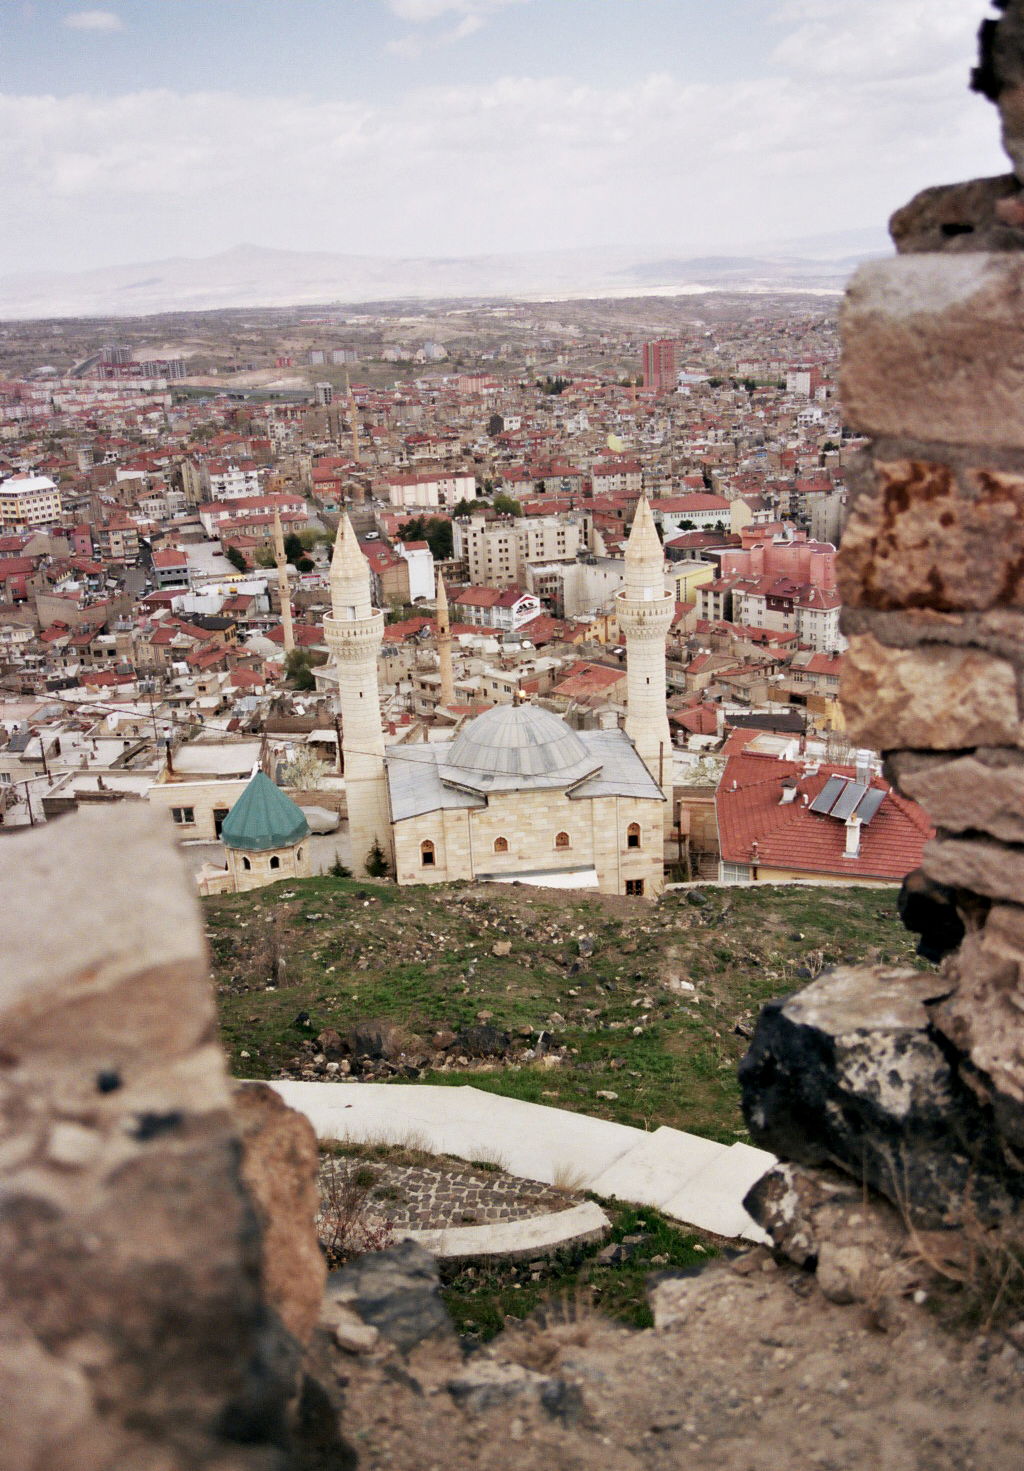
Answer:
[0,808,326,1470]
[739,965,1024,1227]
[234,1082,327,1347]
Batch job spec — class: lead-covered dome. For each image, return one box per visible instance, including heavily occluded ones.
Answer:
[439,703,602,794]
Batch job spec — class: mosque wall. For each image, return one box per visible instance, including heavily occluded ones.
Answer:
[392,788,663,896]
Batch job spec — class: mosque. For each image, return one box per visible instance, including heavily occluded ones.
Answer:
[324,497,674,898]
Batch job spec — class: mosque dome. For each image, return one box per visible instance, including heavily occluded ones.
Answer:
[439,702,602,794]
[220,770,310,851]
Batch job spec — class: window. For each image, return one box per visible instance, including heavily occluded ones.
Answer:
[720,862,751,884]
[420,839,436,867]
[269,855,280,870]
[296,848,303,862]
[626,822,641,850]
[493,836,509,853]
[242,856,251,871]
[554,831,570,850]
[625,878,645,897]
[171,806,195,825]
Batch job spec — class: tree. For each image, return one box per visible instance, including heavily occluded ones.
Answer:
[224,544,247,573]
[398,516,453,561]
[492,493,522,518]
[280,747,328,790]
[285,647,327,690]
[255,548,276,569]
[452,498,478,518]
[296,555,315,573]
[365,838,390,878]
[283,532,304,563]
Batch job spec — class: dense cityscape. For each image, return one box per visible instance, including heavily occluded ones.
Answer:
[0,290,891,889]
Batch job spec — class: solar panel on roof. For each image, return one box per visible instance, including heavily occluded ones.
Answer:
[809,774,846,815]
[855,787,886,825]
[831,780,869,821]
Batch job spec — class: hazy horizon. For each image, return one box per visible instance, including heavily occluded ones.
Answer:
[0,1,1005,284]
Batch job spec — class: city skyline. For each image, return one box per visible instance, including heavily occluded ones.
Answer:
[0,1,1007,280]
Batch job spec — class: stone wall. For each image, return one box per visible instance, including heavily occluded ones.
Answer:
[0,806,342,1470]
[742,3,1024,1233]
[837,3,1024,1163]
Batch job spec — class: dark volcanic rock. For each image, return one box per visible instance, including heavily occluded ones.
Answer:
[739,965,1024,1227]
[454,1023,511,1058]
[325,1240,453,1353]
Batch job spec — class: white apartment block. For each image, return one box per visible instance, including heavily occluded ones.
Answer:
[205,464,262,500]
[385,471,477,511]
[0,474,62,530]
[453,513,588,588]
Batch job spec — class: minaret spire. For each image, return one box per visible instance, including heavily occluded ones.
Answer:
[346,373,361,466]
[616,493,673,796]
[323,514,392,874]
[272,508,295,655]
[436,570,455,708]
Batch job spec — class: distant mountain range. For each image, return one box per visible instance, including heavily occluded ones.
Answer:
[0,232,891,320]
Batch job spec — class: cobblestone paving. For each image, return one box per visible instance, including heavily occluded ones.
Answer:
[321,1156,580,1230]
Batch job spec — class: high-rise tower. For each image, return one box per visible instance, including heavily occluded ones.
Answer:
[323,515,392,873]
[272,509,295,656]
[616,494,673,794]
[641,339,677,394]
[436,570,455,708]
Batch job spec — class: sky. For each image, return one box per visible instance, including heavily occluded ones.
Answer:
[0,0,1009,278]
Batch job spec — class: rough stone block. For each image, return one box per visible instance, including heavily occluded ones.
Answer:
[893,753,1024,843]
[234,1081,327,1347]
[889,174,1024,254]
[839,632,1022,751]
[931,905,1024,1137]
[842,604,1024,663]
[923,835,1024,905]
[0,808,299,1469]
[838,459,1024,611]
[841,255,1024,447]
[740,966,1023,1227]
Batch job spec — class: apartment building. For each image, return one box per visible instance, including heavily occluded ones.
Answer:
[0,474,62,530]
[453,512,588,588]
[385,470,477,511]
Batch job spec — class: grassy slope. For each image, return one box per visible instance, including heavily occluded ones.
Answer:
[209,877,928,1143]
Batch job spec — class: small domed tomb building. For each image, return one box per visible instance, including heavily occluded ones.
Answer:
[219,770,312,892]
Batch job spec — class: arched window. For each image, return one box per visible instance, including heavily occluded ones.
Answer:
[242,856,251,871]
[269,855,280,870]
[627,822,641,850]
[493,836,509,854]
[421,840,436,867]
[554,831,570,850]
[296,848,303,862]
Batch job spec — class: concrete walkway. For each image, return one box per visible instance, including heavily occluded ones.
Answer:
[273,1080,774,1243]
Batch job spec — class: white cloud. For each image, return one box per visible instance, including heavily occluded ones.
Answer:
[63,9,123,31]
[387,0,526,22]
[0,0,1006,275]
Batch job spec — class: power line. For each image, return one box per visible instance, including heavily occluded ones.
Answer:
[2,682,609,780]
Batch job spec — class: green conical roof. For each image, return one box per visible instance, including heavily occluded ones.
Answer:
[221,770,309,852]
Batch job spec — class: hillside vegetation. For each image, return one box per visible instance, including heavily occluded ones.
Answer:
[209,878,928,1141]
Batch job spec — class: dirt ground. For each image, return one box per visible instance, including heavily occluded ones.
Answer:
[328,1256,1024,1471]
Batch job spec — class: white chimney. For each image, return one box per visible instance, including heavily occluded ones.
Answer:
[855,749,873,786]
[844,814,862,858]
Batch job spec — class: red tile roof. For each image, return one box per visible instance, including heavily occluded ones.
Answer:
[716,751,932,882]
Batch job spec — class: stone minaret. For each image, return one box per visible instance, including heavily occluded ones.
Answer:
[346,374,361,465]
[616,494,673,793]
[324,515,392,873]
[436,570,455,708]
[271,509,295,656]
